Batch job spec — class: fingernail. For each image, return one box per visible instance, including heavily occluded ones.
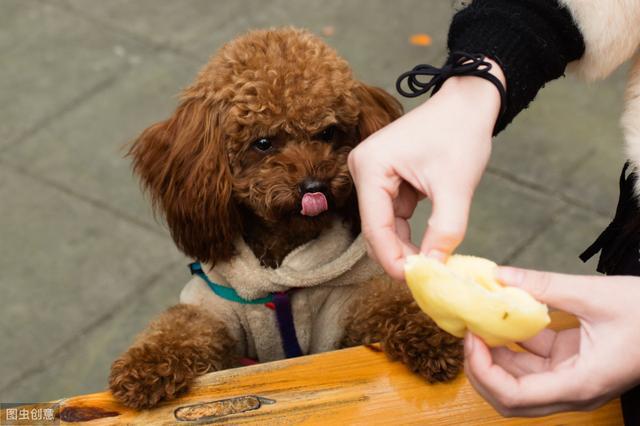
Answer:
[495,266,524,287]
[426,249,447,263]
[464,333,474,356]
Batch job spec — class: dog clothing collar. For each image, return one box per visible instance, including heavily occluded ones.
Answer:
[189,262,303,358]
[210,221,380,301]
[189,262,271,304]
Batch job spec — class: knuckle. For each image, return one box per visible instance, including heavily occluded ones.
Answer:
[427,222,464,246]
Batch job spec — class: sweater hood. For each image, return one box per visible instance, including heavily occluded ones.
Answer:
[203,220,382,300]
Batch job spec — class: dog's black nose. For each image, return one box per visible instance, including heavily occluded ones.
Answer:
[299,178,327,194]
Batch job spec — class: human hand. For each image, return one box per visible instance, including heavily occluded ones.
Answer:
[465,267,640,417]
[348,62,504,280]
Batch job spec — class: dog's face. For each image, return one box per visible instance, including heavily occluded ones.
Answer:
[231,117,356,225]
[226,74,362,232]
[130,28,402,265]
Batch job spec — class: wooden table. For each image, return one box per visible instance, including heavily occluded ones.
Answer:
[1,312,623,425]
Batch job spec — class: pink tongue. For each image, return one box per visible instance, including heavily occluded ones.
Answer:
[300,192,328,216]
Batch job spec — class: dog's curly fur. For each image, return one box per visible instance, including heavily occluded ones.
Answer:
[109,305,235,408]
[110,27,462,409]
[128,27,400,268]
[341,277,463,382]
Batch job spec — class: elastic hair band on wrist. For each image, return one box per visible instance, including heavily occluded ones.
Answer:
[396,51,507,117]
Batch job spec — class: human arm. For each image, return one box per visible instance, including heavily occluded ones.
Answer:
[349,0,585,280]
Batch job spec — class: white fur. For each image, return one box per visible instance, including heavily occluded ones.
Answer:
[623,54,640,194]
[560,0,640,80]
[560,1,640,193]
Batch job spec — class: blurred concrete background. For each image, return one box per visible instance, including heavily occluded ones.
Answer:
[0,0,628,403]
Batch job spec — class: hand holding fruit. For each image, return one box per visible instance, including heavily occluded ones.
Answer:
[404,254,550,347]
[465,267,640,416]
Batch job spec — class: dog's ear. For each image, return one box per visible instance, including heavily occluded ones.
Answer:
[129,97,239,265]
[354,84,403,141]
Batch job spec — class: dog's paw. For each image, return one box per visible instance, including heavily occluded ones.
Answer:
[382,302,464,382]
[109,343,198,409]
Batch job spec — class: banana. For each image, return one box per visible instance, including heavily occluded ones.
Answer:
[404,254,550,347]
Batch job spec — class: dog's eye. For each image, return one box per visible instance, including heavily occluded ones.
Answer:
[253,138,273,152]
[317,125,336,142]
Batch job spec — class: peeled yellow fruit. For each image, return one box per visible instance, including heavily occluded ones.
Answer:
[404,254,550,347]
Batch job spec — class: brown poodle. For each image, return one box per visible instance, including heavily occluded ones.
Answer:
[109,27,463,409]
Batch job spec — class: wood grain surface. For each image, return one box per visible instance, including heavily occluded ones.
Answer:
[0,311,623,425]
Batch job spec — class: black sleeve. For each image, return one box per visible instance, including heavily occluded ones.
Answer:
[448,0,585,134]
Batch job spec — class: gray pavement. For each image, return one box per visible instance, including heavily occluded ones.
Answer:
[0,0,628,403]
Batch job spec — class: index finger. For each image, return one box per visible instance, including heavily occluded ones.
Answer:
[496,267,608,320]
[355,174,412,281]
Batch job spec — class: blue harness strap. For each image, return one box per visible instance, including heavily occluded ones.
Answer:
[188,262,303,359]
[189,262,272,304]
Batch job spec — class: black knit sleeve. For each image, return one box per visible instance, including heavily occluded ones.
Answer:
[448,0,585,134]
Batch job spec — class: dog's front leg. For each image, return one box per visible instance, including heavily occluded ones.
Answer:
[340,276,464,382]
[109,304,236,409]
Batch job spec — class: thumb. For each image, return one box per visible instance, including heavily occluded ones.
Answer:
[496,266,602,319]
[420,189,471,260]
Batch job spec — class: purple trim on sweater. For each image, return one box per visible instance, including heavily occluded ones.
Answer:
[272,292,303,358]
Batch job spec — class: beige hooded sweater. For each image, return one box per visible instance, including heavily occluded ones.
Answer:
[180,221,383,362]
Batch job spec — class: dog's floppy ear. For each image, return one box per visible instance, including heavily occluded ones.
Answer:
[354,84,403,140]
[129,97,239,265]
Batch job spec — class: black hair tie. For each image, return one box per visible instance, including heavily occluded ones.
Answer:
[396,51,507,116]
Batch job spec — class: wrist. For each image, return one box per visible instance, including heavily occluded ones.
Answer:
[435,58,505,131]
[440,56,506,96]
[434,82,501,132]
